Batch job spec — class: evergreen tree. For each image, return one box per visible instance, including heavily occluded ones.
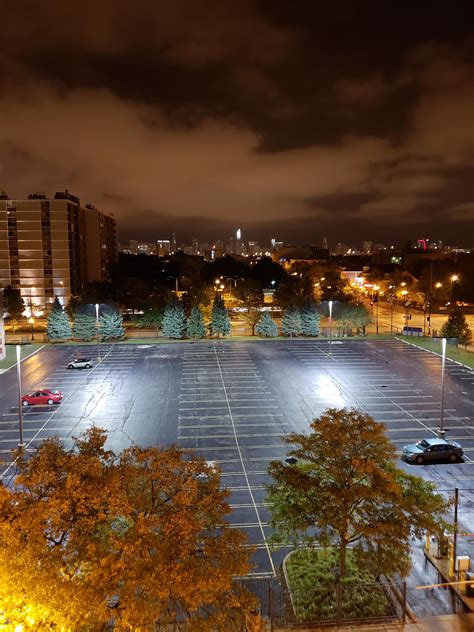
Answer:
[47,300,72,341]
[162,300,186,339]
[186,306,207,339]
[72,309,97,341]
[281,305,302,337]
[99,310,124,341]
[2,286,25,320]
[440,308,472,347]
[300,301,320,336]
[211,294,231,338]
[255,312,278,337]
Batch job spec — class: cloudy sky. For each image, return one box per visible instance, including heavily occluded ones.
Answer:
[1,1,473,246]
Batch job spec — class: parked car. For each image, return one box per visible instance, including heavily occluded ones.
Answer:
[402,438,463,464]
[22,390,63,406]
[67,357,94,369]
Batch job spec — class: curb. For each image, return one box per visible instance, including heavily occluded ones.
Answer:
[395,336,474,372]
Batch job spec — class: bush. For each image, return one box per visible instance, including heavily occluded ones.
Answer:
[285,548,391,622]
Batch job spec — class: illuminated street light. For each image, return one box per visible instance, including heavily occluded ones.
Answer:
[438,338,447,438]
[373,285,380,335]
[450,274,459,300]
[95,303,101,362]
[435,282,442,289]
[328,300,333,357]
[16,345,25,448]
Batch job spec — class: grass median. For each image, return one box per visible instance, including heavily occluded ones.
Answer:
[0,343,44,371]
[395,336,474,369]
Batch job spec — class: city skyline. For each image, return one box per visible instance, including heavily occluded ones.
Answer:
[1,2,473,245]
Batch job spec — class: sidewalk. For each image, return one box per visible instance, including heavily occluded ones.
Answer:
[273,613,474,631]
[424,540,474,612]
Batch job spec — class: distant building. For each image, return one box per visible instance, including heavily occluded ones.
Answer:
[156,240,171,256]
[362,240,372,254]
[0,191,117,310]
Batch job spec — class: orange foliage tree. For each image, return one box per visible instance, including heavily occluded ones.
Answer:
[0,428,254,630]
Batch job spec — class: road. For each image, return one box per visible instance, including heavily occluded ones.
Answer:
[370,302,474,336]
[1,339,474,615]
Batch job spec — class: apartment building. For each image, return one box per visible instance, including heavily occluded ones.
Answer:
[0,191,117,311]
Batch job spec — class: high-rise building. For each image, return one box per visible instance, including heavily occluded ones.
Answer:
[156,240,171,256]
[362,240,373,254]
[0,191,117,310]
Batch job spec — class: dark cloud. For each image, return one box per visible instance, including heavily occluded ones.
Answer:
[0,1,473,246]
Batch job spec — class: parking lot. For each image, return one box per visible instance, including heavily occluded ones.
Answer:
[1,338,474,584]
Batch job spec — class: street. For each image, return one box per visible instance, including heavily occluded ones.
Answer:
[1,339,474,614]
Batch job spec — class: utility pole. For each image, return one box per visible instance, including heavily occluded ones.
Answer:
[438,338,447,437]
[16,345,25,448]
[328,300,333,356]
[453,487,459,566]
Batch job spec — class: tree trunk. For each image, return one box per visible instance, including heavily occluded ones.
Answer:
[339,539,347,580]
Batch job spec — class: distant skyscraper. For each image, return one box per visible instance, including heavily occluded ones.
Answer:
[322,235,328,251]
[236,228,242,254]
[362,240,372,254]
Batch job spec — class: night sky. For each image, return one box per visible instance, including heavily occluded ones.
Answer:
[1,1,474,246]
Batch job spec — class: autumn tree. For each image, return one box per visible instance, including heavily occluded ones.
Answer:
[139,307,163,337]
[268,408,449,581]
[0,428,254,630]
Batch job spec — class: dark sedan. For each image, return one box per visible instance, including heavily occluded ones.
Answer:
[402,438,463,464]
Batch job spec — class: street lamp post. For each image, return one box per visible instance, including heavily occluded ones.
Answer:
[16,345,25,448]
[95,303,101,362]
[438,337,447,438]
[328,300,333,356]
[28,317,35,342]
[450,275,459,301]
[373,285,380,335]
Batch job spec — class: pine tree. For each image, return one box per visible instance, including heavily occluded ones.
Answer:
[300,301,320,336]
[99,310,124,341]
[186,306,207,339]
[211,294,231,338]
[255,312,278,337]
[2,286,25,320]
[72,309,97,341]
[440,308,472,347]
[281,305,302,337]
[47,299,72,341]
[162,300,186,339]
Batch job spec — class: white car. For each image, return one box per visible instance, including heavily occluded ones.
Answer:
[67,357,94,369]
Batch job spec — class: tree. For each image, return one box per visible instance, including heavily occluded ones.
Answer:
[440,308,472,347]
[268,408,450,580]
[234,279,264,336]
[255,312,278,337]
[139,307,163,337]
[99,309,124,340]
[46,298,72,341]
[72,307,97,341]
[187,306,207,339]
[281,305,302,337]
[2,285,24,320]
[0,428,254,630]
[211,294,231,338]
[162,299,186,339]
[300,301,320,336]
[347,303,372,335]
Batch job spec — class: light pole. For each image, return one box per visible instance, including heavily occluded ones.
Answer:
[401,290,408,329]
[168,276,184,295]
[438,337,447,438]
[388,286,395,335]
[16,345,25,448]
[95,303,101,362]
[28,317,35,342]
[450,275,459,301]
[373,285,380,335]
[328,300,333,356]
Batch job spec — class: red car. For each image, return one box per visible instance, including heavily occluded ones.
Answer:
[21,389,63,406]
